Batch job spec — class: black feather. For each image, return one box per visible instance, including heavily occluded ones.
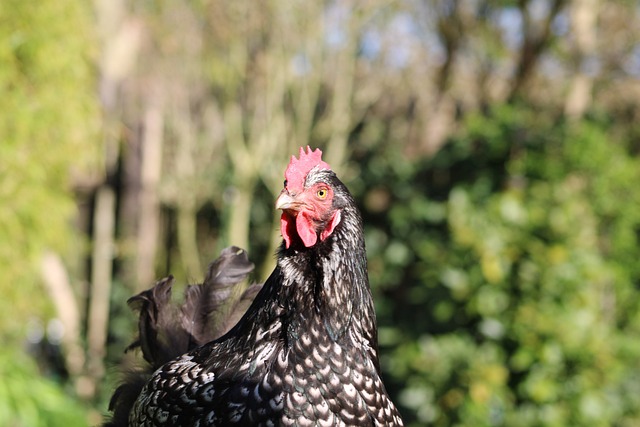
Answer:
[103,364,149,427]
[214,282,262,337]
[103,247,258,427]
[126,275,189,367]
[180,246,255,345]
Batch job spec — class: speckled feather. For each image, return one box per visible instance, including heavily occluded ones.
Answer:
[128,169,403,426]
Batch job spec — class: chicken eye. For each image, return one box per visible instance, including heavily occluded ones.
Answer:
[317,188,328,199]
[283,180,288,188]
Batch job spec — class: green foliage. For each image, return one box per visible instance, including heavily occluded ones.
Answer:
[357,104,640,426]
[0,1,100,422]
[0,0,100,341]
[0,349,89,427]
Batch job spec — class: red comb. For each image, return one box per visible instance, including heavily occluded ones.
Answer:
[284,146,331,190]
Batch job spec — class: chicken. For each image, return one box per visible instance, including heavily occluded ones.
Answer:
[122,146,403,426]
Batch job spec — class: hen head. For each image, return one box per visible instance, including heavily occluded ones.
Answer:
[276,146,344,249]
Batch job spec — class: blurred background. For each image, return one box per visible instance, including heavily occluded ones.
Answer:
[2,0,640,425]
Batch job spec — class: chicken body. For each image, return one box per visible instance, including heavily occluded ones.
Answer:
[128,149,403,426]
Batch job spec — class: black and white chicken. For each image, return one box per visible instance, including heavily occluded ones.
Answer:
[107,146,403,426]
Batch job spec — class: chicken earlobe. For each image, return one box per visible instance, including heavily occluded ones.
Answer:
[320,209,341,242]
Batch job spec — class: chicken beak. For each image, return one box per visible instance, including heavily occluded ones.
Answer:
[275,192,300,212]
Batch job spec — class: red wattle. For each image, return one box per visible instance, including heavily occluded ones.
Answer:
[280,213,296,248]
[296,212,318,247]
[281,210,341,248]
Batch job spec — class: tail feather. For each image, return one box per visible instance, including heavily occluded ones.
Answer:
[126,275,189,367]
[104,246,259,427]
[181,246,255,344]
[216,282,262,336]
[104,365,149,427]
[204,246,256,286]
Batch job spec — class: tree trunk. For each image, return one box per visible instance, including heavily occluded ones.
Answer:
[177,202,203,279]
[564,0,598,119]
[85,185,116,399]
[136,97,164,290]
[39,251,85,395]
[226,177,255,253]
[510,0,567,99]
[324,7,360,172]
